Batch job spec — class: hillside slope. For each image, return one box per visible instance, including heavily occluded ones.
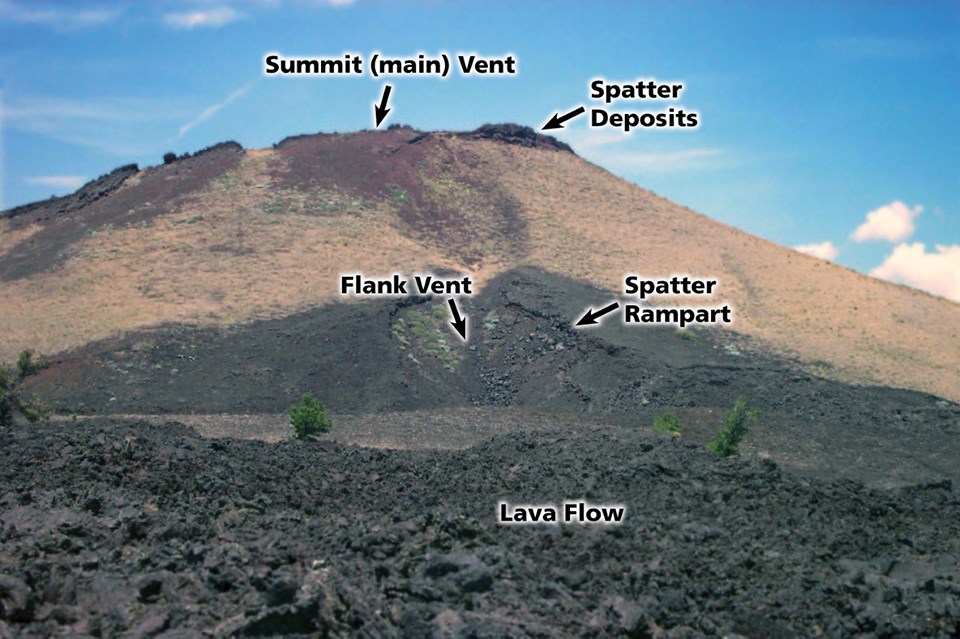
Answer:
[24,266,960,489]
[2,125,957,402]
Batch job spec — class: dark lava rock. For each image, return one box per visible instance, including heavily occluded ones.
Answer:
[1,163,138,220]
[1,419,959,636]
[32,265,960,491]
[464,123,575,153]
[589,596,655,638]
[231,601,321,637]
[422,552,494,594]
[0,575,34,622]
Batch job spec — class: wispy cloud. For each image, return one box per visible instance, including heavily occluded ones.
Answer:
[167,0,355,11]
[3,96,155,123]
[794,241,839,262]
[164,5,241,29]
[178,82,254,138]
[239,0,356,5]
[592,148,727,173]
[554,129,629,152]
[851,201,921,243]
[158,0,355,29]
[0,0,119,30]
[25,175,87,190]
[871,243,960,303]
[3,94,192,155]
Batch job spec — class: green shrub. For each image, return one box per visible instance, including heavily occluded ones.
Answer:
[708,397,762,457]
[16,348,49,378]
[288,393,331,440]
[653,412,683,436]
[385,183,412,204]
[1,350,51,427]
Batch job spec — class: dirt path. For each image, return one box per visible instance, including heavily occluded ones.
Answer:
[52,400,960,490]
[55,408,620,449]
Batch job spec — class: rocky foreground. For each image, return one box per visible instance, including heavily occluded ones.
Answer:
[1,419,959,637]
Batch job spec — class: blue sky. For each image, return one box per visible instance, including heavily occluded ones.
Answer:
[2,1,958,300]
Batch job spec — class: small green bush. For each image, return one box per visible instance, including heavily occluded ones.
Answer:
[288,393,331,440]
[708,397,762,457]
[1,350,51,427]
[653,412,683,436]
[385,183,412,204]
[16,348,49,378]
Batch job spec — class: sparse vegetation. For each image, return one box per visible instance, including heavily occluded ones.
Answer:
[483,310,500,331]
[653,412,683,437]
[173,214,205,225]
[288,393,331,440]
[675,329,698,341]
[260,198,292,216]
[385,183,412,204]
[1,349,51,426]
[722,344,742,357]
[708,397,762,458]
[391,305,461,372]
[16,348,49,378]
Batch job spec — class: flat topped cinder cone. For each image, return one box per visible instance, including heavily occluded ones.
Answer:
[1,124,957,402]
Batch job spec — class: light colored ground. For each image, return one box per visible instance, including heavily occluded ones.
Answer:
[55,408,595,450]
[0,150,463,358]
[460,139,959,403]
[3,137,958,403]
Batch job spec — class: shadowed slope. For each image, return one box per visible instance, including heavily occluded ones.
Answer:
[24,266,960,489]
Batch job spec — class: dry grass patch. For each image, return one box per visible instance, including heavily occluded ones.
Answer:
[452,138,960,403]
[3,136,958,405]
[0,150,466,361]
[0,218,45,254]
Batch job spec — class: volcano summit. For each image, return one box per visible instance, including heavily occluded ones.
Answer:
[1,124,958,636]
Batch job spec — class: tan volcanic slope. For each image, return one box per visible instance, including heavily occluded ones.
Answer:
[1,127,958,402]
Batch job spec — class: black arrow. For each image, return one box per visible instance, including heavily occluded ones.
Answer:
[541,105,586,131]
[447,298,467,341]
[575,301,620,327]
[374,84,392,128]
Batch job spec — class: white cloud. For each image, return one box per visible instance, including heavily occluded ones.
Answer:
[209,0,352,4]
[851,201,922,243]
[594,148,727,173]
[156,0,355,31]
[3,94,192,155]
[554,129,628,151]
[164,6,241,29]
[794,241,838,261]
[0,0,118,29]
[3,96,153,123]
[25,175,87,189]
[870,243,960,303]
[274,0,356,5]
[178,82,254,138]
